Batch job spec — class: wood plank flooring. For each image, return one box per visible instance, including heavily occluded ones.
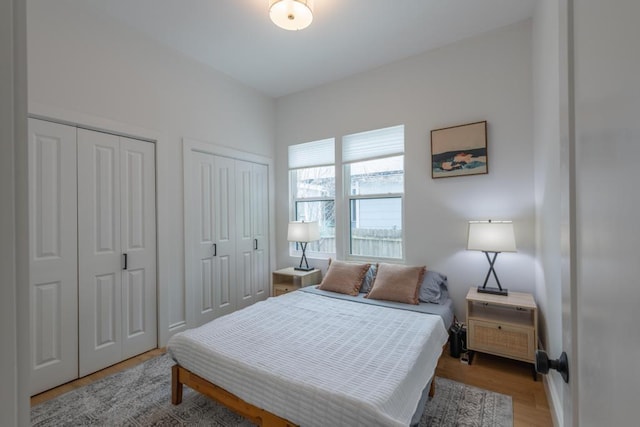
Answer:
[435,349,553,426]
[32,347,553,426]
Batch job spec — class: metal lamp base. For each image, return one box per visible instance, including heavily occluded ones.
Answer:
[477,286,508,296]
[294,266,315,271]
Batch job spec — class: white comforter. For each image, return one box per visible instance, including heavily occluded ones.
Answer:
[167,291,449,427]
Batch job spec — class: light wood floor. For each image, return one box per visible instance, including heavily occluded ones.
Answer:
[32,347,553,426]
[435,349,553,426]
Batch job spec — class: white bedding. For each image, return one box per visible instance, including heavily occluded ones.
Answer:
[167,290,449,427]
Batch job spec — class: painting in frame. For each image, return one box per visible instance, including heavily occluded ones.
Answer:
[430,121,488,179]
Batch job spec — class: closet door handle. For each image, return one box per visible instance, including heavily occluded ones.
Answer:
[123,253,128,270]
[212,243,217,257]
[254,239,258,250]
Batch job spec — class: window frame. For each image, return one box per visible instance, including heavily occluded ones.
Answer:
[343,155,405,262]
[288,155,336,260]
[287,126,405,262]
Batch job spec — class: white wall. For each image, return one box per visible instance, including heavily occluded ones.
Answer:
[275,21,535,319]
[533,1,640,425]
[1,0,29,424]
[573,1,640,425]
[27,0,276,345]
[531,0,567,425]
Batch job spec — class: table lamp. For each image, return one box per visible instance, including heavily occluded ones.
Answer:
[467,220,517,296]
[287,221,320,271]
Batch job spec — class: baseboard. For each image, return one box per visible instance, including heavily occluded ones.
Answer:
[543,374,563,427]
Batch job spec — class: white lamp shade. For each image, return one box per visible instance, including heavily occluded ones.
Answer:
[287,221,320,242]
[269,0,313,31]
[467,221,517,252]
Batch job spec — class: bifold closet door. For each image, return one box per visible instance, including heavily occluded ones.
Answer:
[78,130,122,376]
[120,137,157,360]
[189,151,236,326]
[28,119,79,395]
[77,129,156,376]
[236,161,269,309]
[251,163,269,302]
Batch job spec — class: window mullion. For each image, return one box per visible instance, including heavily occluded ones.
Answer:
[348,194,403,201]
[292,197,334,203]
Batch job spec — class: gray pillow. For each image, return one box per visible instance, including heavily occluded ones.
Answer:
[419,270,449,304]
[359,264,377,294]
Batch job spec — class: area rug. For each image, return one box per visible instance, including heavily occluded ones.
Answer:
[31,354,512,426]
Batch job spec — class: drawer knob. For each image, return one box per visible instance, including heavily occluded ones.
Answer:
[497,325,502,330]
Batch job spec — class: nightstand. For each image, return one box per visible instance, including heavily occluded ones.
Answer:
[466,287,538,377]
[272,267,322,297]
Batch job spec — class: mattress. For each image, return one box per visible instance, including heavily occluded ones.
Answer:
[167,290,449,427]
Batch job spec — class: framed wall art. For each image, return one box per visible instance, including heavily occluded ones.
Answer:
[430,121,488,179]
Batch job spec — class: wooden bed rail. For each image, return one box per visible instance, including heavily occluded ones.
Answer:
[172,364,298,427]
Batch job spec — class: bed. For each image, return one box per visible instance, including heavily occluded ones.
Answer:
[167,277,452,427]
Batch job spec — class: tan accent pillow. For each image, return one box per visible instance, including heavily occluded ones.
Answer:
[366,263,426,305]
[318,260,370,296]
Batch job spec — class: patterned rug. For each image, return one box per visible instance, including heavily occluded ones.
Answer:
[32,354,512,426]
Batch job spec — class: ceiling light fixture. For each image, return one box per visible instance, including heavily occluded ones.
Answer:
[269,0,313,31]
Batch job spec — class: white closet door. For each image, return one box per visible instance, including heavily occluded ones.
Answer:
[235,160,255,309]
[189,151,214,325]
[120,137,156,359]
[251,163,269,302]
[189,151,236,326]
[78,129,123,377]
[236,161,269,309]
[212,155,237,318]
[28,119,79,395]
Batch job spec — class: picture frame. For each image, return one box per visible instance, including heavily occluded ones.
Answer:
[430,121,488,179]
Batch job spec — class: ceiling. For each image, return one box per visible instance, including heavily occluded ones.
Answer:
[84,0,537,98]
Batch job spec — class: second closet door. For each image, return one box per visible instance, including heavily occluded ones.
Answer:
[190,152,236,326]
[236,160,269,310]
[77,129,156,376]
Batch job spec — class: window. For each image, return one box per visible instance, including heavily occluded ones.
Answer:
[289,139,336,254]
[343,125,404,259]
[288,125,404,260]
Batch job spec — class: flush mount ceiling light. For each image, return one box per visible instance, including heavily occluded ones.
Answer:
[269,0,313,31]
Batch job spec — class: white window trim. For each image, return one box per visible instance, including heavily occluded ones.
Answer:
[341,164,405,263]
[288,166,336,260]
[288,126,406,263]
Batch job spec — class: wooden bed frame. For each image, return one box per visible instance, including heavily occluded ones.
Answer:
[172,364,297,427]
[171,363,437,427]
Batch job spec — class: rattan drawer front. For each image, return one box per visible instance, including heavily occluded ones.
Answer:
[273,284,300,296]
[468,319,535,362]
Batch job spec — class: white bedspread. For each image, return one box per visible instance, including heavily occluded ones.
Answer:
[167,291,449,427]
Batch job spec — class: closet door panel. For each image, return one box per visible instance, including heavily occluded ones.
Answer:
[212,156,236,317]
[120,137,156,359]
[78,129,123,377]
[252,163,269,301]
[190,151,216,325]
[95,273,118,345]
[28,119,78,395]
[189,152,236,326]
[235,160,254,309]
